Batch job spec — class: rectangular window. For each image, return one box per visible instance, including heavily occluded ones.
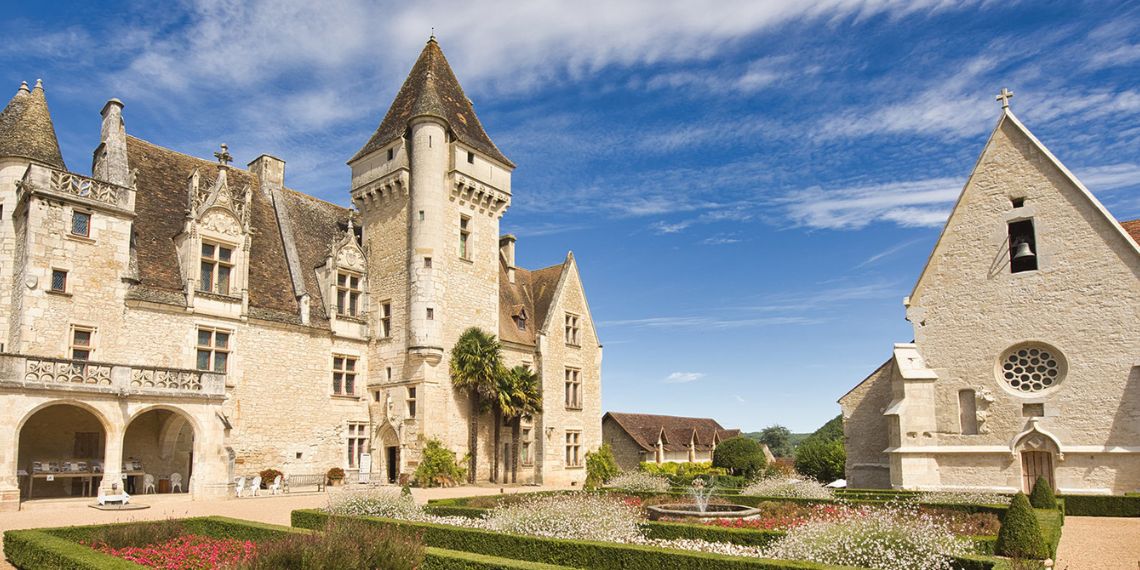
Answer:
[70,326,94,360]
[379,302,392,337]
[565,430,581,467]
[71,211,91,237]
[1008,220,1038,273]
[958,389,978,435]
[521,429,532,465]
[333,355,358,396]
[199,241,234,294]
[196,327,230,373]
[459,216,471,260]
[467,151,475,164]
[387,148,395,161]
[564,368,582,409]
[564,313,580,346]
[424,256,432,268]
[346,422,368,468]
[407,386,417,418]
[386,366,393,382]
[426,308,434,320]
[51,269,68,293]
[336,272,362,317]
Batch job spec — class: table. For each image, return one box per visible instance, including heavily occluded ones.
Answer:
[26,472,95,499]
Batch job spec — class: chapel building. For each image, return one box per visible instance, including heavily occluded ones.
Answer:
[840,93,1140,494]
[0,38,602,511]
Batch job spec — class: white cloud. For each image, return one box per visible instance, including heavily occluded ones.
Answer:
[651,220,694,234]
[733,395,747,403]
[664,371,706,384]
[601,315,822,329]
[853,238,925,269]
[782,176,962,229]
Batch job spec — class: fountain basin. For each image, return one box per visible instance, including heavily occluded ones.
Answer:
[646,503,759,521]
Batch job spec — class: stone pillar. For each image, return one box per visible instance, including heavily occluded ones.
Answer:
[99,426,125,496]
[0,416,20,511]
[93,99,130,187]
[189,409,232,499]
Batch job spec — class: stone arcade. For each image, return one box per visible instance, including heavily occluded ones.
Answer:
[0,38,602,511]
[840,92,1140,494]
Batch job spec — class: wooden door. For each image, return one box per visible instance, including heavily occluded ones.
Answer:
[1021,451,1054,493]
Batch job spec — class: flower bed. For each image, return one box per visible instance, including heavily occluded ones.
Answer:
[87,535,255,569]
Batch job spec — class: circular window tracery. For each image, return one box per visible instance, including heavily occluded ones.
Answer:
[999,344,1064,393]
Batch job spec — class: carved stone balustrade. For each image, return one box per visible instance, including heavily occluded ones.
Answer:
[16,164,135,212]
[0,354,225,399]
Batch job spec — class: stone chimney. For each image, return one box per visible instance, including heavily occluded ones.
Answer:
[248,154,285,189]
[92,99,130,186]
[499,234,516,283]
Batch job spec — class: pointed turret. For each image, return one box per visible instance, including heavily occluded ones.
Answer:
[0,79,66,170]
[350,37,513,167]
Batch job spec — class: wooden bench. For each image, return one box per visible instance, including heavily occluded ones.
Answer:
[284,474,325,494]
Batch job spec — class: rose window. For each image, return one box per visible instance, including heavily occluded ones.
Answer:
[999,345,1064,393]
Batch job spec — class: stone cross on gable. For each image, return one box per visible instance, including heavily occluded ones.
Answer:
[996,88,1014,109]
[214,143,233,166]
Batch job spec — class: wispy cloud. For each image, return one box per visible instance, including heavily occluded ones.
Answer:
[664,371,706,384]
[601,315,823,329]
[702,234,743,245]
[733,395,747,404]
[782,177,961,230]
[853,238,926,269]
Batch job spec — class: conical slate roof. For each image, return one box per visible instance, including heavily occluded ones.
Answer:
[0,80,66,169]
[350,38,513,167]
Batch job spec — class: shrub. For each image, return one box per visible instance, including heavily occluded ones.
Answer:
[84,519,187,549]
[712,437,768,479]
[414,439,468,487]
[1028,477,1057,509]
[740,477,833,500]
[1060,494,1140,516]
[792,438,844,483]
[605,472,670,493]
[995,493,1048,559]
[483,493,642,543]
[584,444,620,490]
[915,490,1012,506]
[244,518,423,570]
[327,489,426,521]
[326,467,345,482]
[259,469,283,489]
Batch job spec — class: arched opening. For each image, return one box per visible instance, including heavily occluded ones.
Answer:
[17,403,107,500]
[377,424,400,485]
[122,408,195,494]
[1015,431,1059,493]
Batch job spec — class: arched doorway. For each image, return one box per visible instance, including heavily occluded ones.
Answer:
[123,408,195,494]
[17,403,107,500]
[1015,431,1058,493]
[377,424,400,484]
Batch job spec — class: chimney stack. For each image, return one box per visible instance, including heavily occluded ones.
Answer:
[93,99,130,186]
[248,154,285,189]
[499,234,516,283]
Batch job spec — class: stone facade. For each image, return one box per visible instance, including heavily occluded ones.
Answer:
[840,105,1140,494]
[0,38,602,510]
[602,412,740,472]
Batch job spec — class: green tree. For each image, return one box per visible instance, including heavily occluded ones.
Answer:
[794,437,845,482]
[712,436,768,479]
[1029,476,1057,509]
[450,327,502,483]
[584,444,620,489]
[996,492,1049,559]
[413,439,468,487]
[757,425,793,457]
[492,364,543,483]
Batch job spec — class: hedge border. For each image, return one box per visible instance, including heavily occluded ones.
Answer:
[1058,494,1140,517]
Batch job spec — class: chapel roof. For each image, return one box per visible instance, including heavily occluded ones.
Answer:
[126,136,352,326]
[603,412,741,452]
[1121,219,1140,245]
[0,80,66,169]
[498,259,566,346]
[350,37,513,167]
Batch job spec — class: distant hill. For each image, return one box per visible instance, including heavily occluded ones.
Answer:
[744,416,840,457]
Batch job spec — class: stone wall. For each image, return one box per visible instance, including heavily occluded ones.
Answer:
[840,359,894,489]
[602,417,646,471]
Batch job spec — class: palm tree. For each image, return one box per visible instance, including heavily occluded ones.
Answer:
[499,365,542,483]
[450,327,502,483]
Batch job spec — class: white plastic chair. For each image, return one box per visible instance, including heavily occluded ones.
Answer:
[249,475,261,497]
[235,476,246,497]
[143,473,156,494]
[269,474,282,495]
[170,473,183,493]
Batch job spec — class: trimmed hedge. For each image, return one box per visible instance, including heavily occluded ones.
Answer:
[3,530,143,570]
[425,504,491,518]
[425,548,576,570]
[641,520,784,547]
[1035,509,1063,559]
[1059,494,1140,517]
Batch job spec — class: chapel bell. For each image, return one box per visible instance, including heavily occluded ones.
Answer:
[1012,240,1035,260]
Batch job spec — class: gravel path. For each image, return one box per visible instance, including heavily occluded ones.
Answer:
[1055,516,1140,570]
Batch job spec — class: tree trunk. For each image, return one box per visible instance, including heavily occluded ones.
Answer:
[468,395,478,484]
[492,409,502,483]
[511,419,521,483]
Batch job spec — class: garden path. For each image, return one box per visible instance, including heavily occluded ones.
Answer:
[1054,516,1140,570]
[0,484,560,569]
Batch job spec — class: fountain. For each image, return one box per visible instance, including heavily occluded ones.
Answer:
[645,478,759,521]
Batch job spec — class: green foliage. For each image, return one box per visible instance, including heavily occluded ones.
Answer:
[712,437,768,479]
[995,493,1049,559]
[584,444,620,490]
[793,438,845,483]
[754,425,794,458]
[243,518,423,569]
[450,327,503,403]
[1028,477,1057,509]
[805,415,844,444]
[1059,494,1140,516]
[641,521,784,548]
[498,365,543,420]
[4,530,142,570]
[414,439,468,487]
[401,484,413,498]
[637,461,728,482]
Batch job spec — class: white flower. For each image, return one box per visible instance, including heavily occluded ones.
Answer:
[741,476,834,499]
[605,472,671,493]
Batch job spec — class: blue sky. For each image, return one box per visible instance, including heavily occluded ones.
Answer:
[4,1,1139,432]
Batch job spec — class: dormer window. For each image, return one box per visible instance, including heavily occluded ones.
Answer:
[336,271,362,317]
[199,241,234,294]
[516,314,527,331]
[1008,219,1037,273]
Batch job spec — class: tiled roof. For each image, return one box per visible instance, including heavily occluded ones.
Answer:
[0,81,65,169]
[1122,219,1140,245]
[126,136,352,326]
[603,412,741,452]
[498,258,565,346]
[350,38,513,167]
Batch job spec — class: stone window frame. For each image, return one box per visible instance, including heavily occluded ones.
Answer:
[345,421,368,469]
[459,215,472,260]
[198,239,236,295]
[994,342,1067,397]
[335,271,363,317]
[332,354,359,397]
[378,301,392,338]
[196,326,231,373]
[69,324,96,361]
[50,268,69,294]
[406,386,417,419]
[564,312,580,347]
[564,367,582,410]
[520,427,534,466]
[564,430,582,468]
[70,209,92,238]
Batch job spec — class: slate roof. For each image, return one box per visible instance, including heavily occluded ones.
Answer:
[1122,219,1140,245]
[0,81,66,169]
[603,412,741,452]
[498,258,565,346]
[350,38,513,167]
[126,136,352,326]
